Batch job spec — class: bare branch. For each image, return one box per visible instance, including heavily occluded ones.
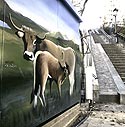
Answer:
[80,0,88,16]
[72,0,89,16]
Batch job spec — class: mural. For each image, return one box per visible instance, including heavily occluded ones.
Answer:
[0,0,82,127]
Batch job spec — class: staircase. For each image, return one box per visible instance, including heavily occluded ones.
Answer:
[102,44,125,84]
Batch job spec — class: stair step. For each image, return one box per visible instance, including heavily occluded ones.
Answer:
[121,77,125,82]
[102,44,125,84]
[110,57,125,59]
[111,60,125,63]
[105,51,125,54]
[114,66,125,68]
[113,63,125,65]
[110,58,125,61]
[115,69,125,73]
[119,73,125,77]
[108,55,125,57]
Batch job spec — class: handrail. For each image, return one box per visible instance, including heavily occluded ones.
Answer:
[117,32,125,42]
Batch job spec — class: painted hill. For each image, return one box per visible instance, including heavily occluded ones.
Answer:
[0,0,48,34]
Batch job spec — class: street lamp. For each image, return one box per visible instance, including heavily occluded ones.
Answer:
[113,8,118,43]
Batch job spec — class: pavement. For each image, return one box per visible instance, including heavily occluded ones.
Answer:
[78,31,125,127]
[80,103,125,127]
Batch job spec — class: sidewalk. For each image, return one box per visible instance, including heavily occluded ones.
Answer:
[80,103,125,127]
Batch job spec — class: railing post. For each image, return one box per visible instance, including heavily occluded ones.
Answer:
[79,30,86,104]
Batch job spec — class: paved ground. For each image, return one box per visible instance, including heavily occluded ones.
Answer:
[80,103,125,127]
[79,32,125,127]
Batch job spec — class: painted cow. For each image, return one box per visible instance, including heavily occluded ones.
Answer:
[10,14,75,95]
[31,51,68,107]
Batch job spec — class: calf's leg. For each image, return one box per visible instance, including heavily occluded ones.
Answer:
[39,68,48,107]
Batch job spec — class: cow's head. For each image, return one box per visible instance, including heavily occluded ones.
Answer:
[9,14,45,61]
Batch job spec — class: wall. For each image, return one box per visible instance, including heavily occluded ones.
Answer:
[0,0,82,126]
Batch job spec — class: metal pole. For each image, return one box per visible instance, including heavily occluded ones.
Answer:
[114,15,118,43]
[79,30,86,104]
[114,15,117,34]
[113,8,118,43]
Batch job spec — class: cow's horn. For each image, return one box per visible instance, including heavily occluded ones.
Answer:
[9,13,24,32]
[41,35,46,40]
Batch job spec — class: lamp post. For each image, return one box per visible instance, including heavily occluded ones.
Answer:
[113,8,118,43]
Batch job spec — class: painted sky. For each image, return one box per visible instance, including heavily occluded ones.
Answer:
[0,20,11,28]
[5,0,81,44]
[5,0,58,31]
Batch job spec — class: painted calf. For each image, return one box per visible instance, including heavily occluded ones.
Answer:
[31,51,68,107]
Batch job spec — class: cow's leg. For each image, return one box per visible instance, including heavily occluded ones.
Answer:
[34,95,38,108]
[33,71,41,108]
[33,82,39,108]
[69,70,75,96]
[37,85,44,106]
[66,51,76,95]
[57,77,62,97]
[57,80,62,97]
[40,68,48,107]
[32,54,40,108]
[48,77,53,96]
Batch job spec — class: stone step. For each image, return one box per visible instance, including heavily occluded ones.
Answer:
[99,94,119,103]
[103,47,118,51]
[112,61,125,63]
[105,51,123,54]
[108,49,124,51]
[111,60,125,63]
[108,53,125,55]
[110,58,125,61]
[121,76,125,79]
[115,68,125,73]
[102,44,123,47]
[113,65,125,69]
[106,51,125,54]
[121,77,125,82]
[103,47,119,51]
[110,54,125,57]
[102,44,125,48]
[110,58,125,60]
[109,55,125,58]
[119,73,125,77]
[102,45,118,47]
[113,63,125,66]
[107,55,125,57]
[114,65,125,68]
[114,68,125,73]
[109,53,125,56]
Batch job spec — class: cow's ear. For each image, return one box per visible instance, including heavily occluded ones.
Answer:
[36,35,42,44]
[16,31,24,38]
[36,35,46,43]
[36,35,41,40]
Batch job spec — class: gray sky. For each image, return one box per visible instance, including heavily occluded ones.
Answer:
[72,0,125,30]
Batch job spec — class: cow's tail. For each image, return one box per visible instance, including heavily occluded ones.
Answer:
[33,51,44,108]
